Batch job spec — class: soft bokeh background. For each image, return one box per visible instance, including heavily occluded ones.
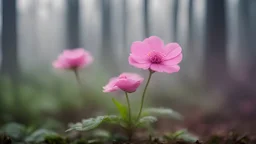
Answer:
[1,0,256,136]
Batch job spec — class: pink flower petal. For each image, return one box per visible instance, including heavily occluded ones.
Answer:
[119,73,144,83]
[161,65,180,73]
[63,48,85,58]
[150,64,180,73]
[164,43,182,60]
[103,73,143,93]
[128,55,151,69]
[128,36,183,74]
[52,55,70,69]
[129,54,148,63]
[52,48,93,70]
[103,77,120,92]
[66,55,86,68]
[131,41,151,56]
[162,53,182,66]
[143,36,164,51]
[52,60,64,69]
[115,79,139,93]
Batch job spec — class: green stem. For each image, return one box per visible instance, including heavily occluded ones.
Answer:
[125,92,133,140]
[125,92,131,125]
[136,70,153,121]
[74,69,85,102]
[74,69,82,86]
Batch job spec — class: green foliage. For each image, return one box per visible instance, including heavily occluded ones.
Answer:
[111,98,129,121]
[164,129,198,142]
[92,129,110,139]
[25,129,58,143]
[44,135,67,144]
[142,107,183,120]
[66,115,121,132]
[137,116,157,127]
[0,122,62,144]
[0,122,26,141]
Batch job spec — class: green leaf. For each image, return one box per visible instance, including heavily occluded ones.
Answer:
[172,129,186,138]
[142,108,183,120]
[164,129,198,142]
[0,122,26,141]
[112,98,128,121]
[66,115,120,132]
[164,129,186,139]
[136,116,157,127]
[25,129,58,143]
[92,129,111,138]
[104,115,122,124]
[179,133,198,142]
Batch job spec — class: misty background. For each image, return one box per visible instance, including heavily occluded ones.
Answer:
[0,0,256,136]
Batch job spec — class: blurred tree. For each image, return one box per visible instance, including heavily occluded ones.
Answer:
[222,0,256,124]
[143,0,149,37]
[1,0,19,77]
[172,0,179,42]
[188,0,194,51]
[1,0,23,122]
[100,0,118,73]
[241,0,256,83]
[122,0,127,49]
[66,0,80,49]
[249,1,256,81]
[204,0,227,89]
[239,0,250,61]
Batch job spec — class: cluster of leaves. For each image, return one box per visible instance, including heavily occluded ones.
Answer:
[0,122,60,144]
[1,122,255,144]
[67,98,182,134]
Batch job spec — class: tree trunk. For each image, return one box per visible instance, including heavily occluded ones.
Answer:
[204,0,227,88]
[1,0,19,77]
[172,0,179,42]
[143,0,149,37]
[122,0,127,49]
[1,0,23,122]
[241,0,256,83]
[66,0,80,49]
[188,0,193,50]
[100,0,117,73]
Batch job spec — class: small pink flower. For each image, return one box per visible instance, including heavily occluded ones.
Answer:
[103,73,144,93]
[129,36,182,73]
[53,48,93,70]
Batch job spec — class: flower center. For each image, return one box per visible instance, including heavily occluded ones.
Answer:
[147,51,164,64]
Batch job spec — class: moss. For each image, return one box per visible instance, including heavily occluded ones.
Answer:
[44,135,67,144]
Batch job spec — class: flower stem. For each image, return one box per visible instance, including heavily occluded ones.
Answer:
[125,92,133,140]
[136,70,153,121]
[74,69,82,86]
[125,92,131,125]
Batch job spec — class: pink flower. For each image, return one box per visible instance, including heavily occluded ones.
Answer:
[129,36,182,73]
[103,73,144,93]
[53,48,93,70]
